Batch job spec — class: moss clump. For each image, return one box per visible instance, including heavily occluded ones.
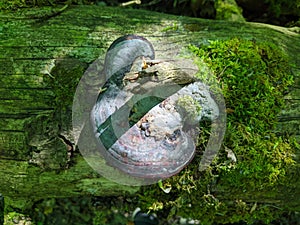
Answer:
[215,0,246,22]
[137,37,296,224]
[176,95,202,125]
[191,38,293,133]
[4,212,32,225]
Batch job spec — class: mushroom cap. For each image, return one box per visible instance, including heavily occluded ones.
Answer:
[74,35,225,185]
[104,35,155,84]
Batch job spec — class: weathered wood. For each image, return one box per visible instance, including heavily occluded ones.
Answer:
[0,5,299,212]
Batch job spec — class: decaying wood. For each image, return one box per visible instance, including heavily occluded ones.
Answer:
[0,5,299,210]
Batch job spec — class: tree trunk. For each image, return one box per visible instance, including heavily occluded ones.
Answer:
[0,5,299,213]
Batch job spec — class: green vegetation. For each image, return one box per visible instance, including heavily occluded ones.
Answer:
[137,38,298,224]
[0,0,92,10]
[1,0,298,26]
[45,58,87,110]
[176,95,202,125]
[215,0,245,22]
[6,36,295,225]
[265,0,300,17]
[1,27,298,225]
[1,2,298,223]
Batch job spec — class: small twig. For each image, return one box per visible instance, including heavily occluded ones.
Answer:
[120,0,141,7]
[0,5,69,20]
[29,4,69,20]
[141,0,161,6]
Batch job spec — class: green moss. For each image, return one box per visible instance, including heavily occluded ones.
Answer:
[137,37,297,223]
[0,0,95,10]
[176,95,202,125]
[215,0,245,22]
[4,212,33,225]
[45,58,87,110]
[191,38,294,133]
[161,22,179,32]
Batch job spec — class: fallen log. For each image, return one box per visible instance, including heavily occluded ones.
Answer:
[0,5,299,222]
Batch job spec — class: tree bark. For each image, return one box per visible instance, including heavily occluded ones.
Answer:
[0,5,299,212]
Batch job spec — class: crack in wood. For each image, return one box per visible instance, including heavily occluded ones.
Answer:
[58,134,75,168]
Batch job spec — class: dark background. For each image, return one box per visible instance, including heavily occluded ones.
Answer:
[1,0,299,27]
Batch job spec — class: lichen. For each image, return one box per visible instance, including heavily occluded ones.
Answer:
[176,95,202,125]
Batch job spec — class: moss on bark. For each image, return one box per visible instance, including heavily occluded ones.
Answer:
[0,5,299,224]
